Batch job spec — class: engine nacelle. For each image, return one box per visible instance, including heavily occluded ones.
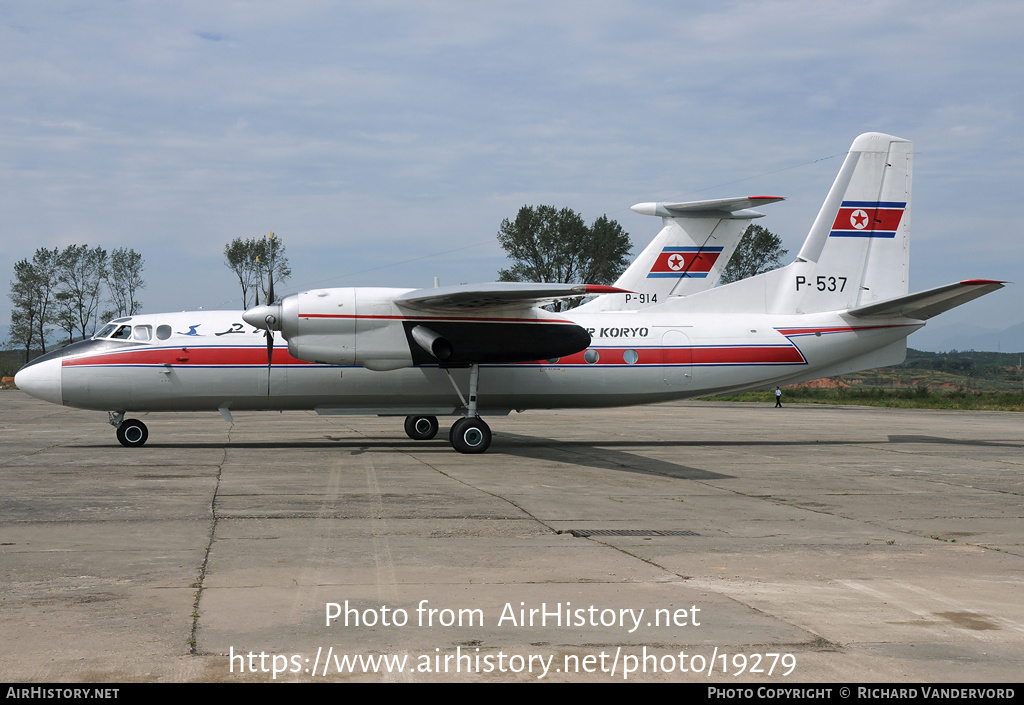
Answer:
[245,286,593,371]
[277,288,415,371]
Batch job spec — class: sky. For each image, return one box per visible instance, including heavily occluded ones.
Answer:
[2,0,1022,346]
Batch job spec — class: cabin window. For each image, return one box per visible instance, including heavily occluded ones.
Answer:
[623,349,639,365]
[133,325,152,341]
[156,325,172,340]
[583,349,599,364]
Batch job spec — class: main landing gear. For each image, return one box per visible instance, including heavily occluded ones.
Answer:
[404,414,439,440]
[109,412,149,448]
[449,416,491,454]
[403,414,492,454]
[403,364,493,454]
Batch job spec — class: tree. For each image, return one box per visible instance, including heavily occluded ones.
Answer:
[496,205,631,310]
[105,247,146,318]
[719,225,788,284]
[53,245,107,343]
[10,244,148,357]
[224,237,260,309]
[224,233,291,308]
[9,248,58,360]
[252,233,291,305]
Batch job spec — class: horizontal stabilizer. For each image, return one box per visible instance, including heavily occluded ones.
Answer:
[631,196,784,219]
[846,280,1005,320]
[396,282,628,312]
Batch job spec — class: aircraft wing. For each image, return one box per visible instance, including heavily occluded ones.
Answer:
[395,282,628,312]
[846,280,1005,320]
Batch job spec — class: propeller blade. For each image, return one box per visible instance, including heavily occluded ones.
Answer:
[267,232,276,305]
[264,313,276,396]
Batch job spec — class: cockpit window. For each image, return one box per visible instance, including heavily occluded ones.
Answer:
[111,325,132,340]
[133,325,152,341]
[95,324,117,339]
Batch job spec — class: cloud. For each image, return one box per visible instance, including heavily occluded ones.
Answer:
[194,30,227,42]
[1,1,1021,335]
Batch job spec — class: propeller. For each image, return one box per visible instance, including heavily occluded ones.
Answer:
[241,233,280,395]
[263,233,277,394]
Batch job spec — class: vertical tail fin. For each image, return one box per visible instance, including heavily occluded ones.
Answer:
[790,132,913,313]
[675,133,915,317]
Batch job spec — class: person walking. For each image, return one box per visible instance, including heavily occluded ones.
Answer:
[775,386,782,408]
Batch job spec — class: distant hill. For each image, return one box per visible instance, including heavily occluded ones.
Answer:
[1,349,31,378]
[910,321,1024,353]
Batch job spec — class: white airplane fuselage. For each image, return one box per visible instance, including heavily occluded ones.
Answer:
[23,303,918,415]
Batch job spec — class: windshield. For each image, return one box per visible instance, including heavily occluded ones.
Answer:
[94,324,118,339]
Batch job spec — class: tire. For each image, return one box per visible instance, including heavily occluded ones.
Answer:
[116,419,149,448]
[449,417,491,454]
[404,415,439,440]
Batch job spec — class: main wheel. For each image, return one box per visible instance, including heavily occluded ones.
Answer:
[404,415,439,440]
[449,417,491,454]
[116,419,149,448]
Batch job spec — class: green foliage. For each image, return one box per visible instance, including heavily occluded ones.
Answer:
[53,245,108,343]
[709,348,1024,411]
[1,348,29,377]
[105,247,146,318]
[10,244,145,358]
[713,386,1024,411]
[497,205,631,310]
[720,225,788,284]
[9,250,57,359]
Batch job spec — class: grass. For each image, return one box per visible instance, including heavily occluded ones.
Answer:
[712,386,1024,411]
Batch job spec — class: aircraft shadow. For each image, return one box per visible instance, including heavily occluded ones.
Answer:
[491,433,731,480]
[65,433,1017,483]
[886,434,1024,450]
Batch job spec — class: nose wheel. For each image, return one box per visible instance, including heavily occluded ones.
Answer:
[115,418,149,447]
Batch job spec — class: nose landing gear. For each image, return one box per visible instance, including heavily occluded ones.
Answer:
[109,412,149,448]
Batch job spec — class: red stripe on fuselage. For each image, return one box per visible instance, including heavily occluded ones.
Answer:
[522,345,804,366]
[61,346,312,367]
[60,344,806,369]
[775,324,913,337]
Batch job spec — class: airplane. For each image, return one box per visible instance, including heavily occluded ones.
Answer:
[14,132,1004,454]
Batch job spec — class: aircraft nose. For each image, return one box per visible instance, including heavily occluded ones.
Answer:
[14,357,63,406]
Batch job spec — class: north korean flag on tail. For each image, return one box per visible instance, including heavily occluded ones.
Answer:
[830,201,906,238]
[647,247,723,278]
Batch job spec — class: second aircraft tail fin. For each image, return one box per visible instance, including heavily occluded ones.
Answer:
[581,196,783,311]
